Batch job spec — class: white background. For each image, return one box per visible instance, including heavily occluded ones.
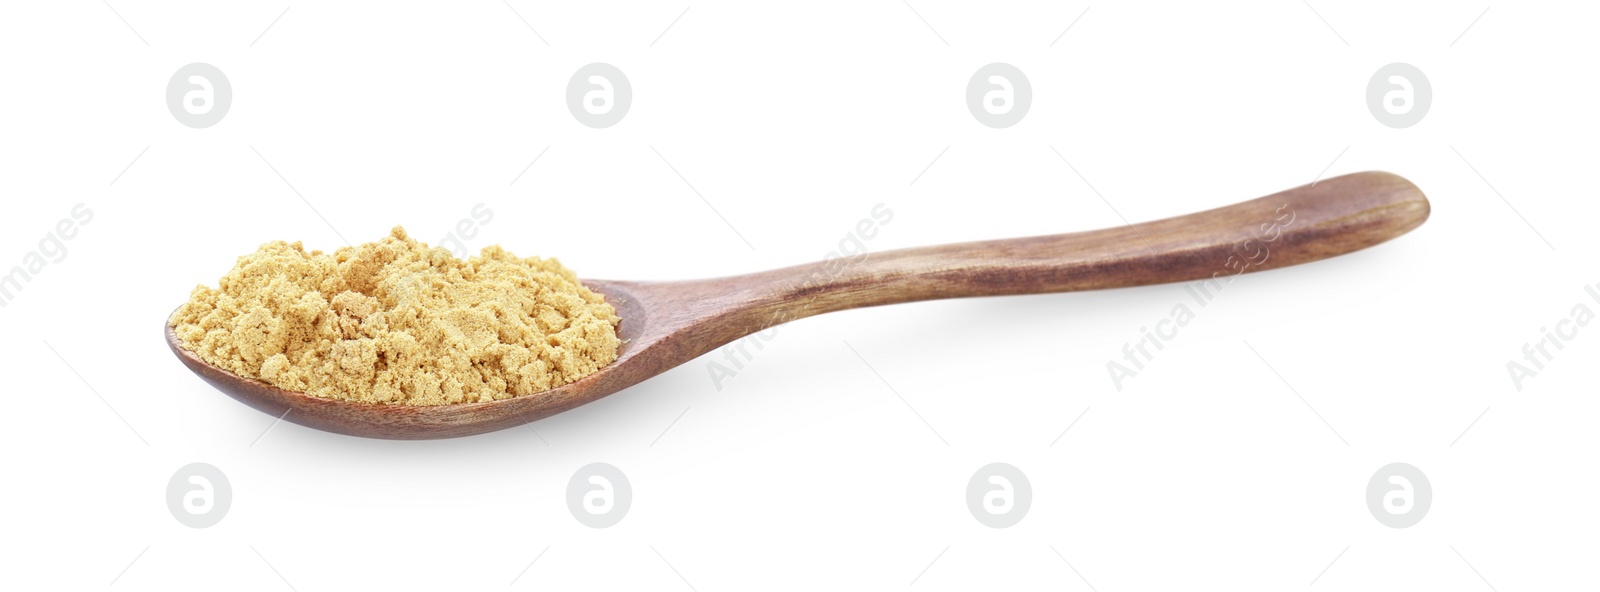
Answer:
[2,1,1596,590]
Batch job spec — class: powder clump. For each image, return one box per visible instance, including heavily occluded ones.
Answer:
[169,226,621,405]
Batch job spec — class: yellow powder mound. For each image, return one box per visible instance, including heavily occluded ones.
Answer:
[169,226,621,405]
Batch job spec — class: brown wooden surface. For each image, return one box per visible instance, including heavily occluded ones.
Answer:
[166,171,1430,439]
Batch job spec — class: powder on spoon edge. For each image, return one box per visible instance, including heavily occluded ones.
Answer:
[168,226,621,406]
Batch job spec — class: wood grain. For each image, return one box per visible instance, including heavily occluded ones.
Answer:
[167,171,1429,439]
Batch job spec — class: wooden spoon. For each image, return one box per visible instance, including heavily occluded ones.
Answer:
[167,171,1428,439]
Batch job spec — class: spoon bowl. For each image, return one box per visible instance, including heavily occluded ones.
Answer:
[167,280,662,439]
[168,171,1430,439]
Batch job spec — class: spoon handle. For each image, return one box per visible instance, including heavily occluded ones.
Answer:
[735,171,1428,320]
